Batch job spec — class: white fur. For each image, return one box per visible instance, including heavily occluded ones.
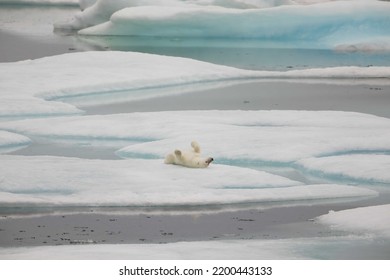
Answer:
[164,141,213,168]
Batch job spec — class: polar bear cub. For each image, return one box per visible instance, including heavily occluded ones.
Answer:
[164,141,213,168]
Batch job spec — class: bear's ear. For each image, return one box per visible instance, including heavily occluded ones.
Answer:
[174,150,182,157]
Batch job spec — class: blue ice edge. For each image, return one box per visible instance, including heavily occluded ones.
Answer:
[0,111,84,122]
[0,140,32,154]
[42,77,261,104]
[115,150,162,160]
[16,134,161,149]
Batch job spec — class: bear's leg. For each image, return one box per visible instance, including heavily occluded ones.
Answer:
[191,141,201,153]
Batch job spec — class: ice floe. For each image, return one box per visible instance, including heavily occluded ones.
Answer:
[317,204,390,237]
[52,0,306,31]
[0,155,377,208]
[297,155,390,184]
[1,51,389,119]
[2,110,389,163]
[0,51,257,119]
[74,1,390,50]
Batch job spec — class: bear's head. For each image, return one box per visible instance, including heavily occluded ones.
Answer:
[197,157,214,168]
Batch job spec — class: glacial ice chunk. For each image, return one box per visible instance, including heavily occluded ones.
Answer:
[77,1,390,50]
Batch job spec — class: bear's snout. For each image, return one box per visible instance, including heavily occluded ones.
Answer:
[206,158,214,164]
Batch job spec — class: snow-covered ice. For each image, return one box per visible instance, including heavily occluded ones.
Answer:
[2,110,389,163]
[297,155,390,184]
[317,204,390,237]
[0,155,376,208]
[0,51,257,119]
[0,109,387,211]
[1,51,389,119]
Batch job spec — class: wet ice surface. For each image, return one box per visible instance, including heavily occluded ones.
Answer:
[1,1,390,259]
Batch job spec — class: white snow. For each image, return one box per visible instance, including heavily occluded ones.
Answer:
[297,155,390,184]
[0,155,376,208]
[317,204,390,237]
[74,1,390,50]
[1,51,389,119]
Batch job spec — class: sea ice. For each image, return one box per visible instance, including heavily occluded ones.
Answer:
[0,155,377,208]
[1,51,389,119]
[2,110,388,163]
[0,51,257,119]
[297,154,390,184]
[1,0,389,261]
[317,204,390,237]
